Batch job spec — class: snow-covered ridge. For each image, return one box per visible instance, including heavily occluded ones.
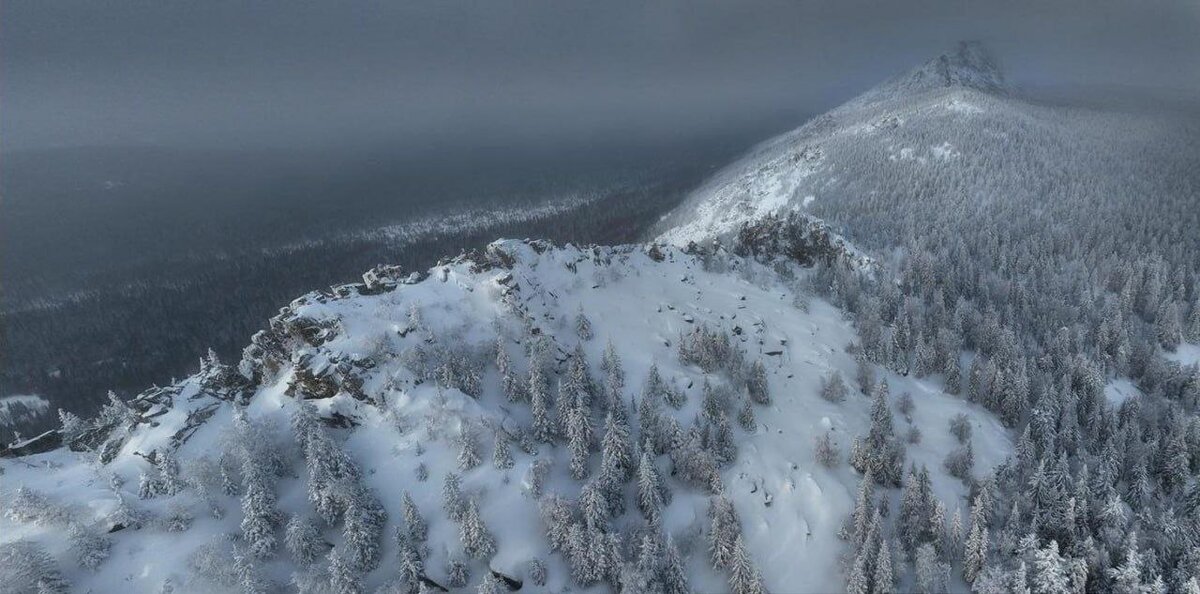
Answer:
[656,41,1017,247]
[1,238,1007,593]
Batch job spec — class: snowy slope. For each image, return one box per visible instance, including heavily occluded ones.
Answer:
[0,395,50,431]
[655,41,1187,247]
[0,239,1009,593]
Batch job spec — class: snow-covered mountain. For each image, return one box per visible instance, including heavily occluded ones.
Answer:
[0,228,1010,592]
[28,42,1194,594]
[655,41,1190,248]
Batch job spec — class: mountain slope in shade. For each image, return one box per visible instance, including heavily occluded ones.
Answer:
[0,239,1009,593]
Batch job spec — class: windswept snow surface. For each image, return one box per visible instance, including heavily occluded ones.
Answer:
[0,240,1009,593]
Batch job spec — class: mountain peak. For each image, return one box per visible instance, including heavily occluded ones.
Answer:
[847,41,1006,107]
[916,41,1006,93]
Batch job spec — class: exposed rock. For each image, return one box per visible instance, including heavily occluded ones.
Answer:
[0,429,62,458]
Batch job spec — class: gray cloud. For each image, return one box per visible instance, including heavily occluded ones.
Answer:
[3,0,1198,150]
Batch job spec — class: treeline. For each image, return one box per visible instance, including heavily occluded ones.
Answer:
[798,93,1200,592]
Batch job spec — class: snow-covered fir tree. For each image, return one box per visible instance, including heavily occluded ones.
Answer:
[284,515,325,567]
[459,499,496,560]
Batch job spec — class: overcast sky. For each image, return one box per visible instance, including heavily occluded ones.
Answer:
[4,0,1198,151]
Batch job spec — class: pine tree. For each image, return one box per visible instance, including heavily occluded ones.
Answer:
[566,523,592,585]
[108,493,144,530]
[295,404,361,525]
[576,308,594,341]
[949,413,972,443]
[1011,561,1031,594]
[662,535,690,594]
[944,441,975,480]
[639,371,665,454]
[458,421,482,471]
[820,371,849,403]
[566,393,594,480]
[600,411,634,482]
[1032,541,1071,594]
[68,523,111,571]
[859,355,878,398]
[847,472,874,546]
[492,430,514,470]
[1185,298,1200,342]
[1154,299,1182,350]
[530,363,555,443]
[814,432,840,468]
[98,390,137,429]
[947,506,963,560]
[402,491,428,544]
[853,379,904,486]
[342,488,387,572]
[1159,431,1189,494]
[943,355,962,395]
[0,540,70,593]
[57,409,87,447]
[601,341,625,397]
[157,451,184,497]
[914,334,937,378]
[528,558,548,587]
[873,540,894,594]
[728,535,765,594]
[539,495,574,553]
[737,398,757,431]
[328,545,362,594]
[914,543,946,594]
[233,544,269,594]
[929,500,947,554]
[897,467,927,555]
[395,529,424,592]
[638,452,666,524]
[446,557,470,588]
[138,470,160,499]
[712,412,737,465]
[460,499,496,560]
[963,497,988,584]
[443,473,465,522]
[579,480,610,532]
[566,343,595,408]
[1108,533,1145,594]
[701,378,723,423]
[496,338,524,403]
[477,573,502,594]
[862,509,885,573]
[747,360,770,405]
[285,515,325,566]
[240,454,278,559]
[219,453,241,497]
[708,495,740,570]
[846,552,870,594]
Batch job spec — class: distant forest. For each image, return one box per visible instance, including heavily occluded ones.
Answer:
[0,133,772,442]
